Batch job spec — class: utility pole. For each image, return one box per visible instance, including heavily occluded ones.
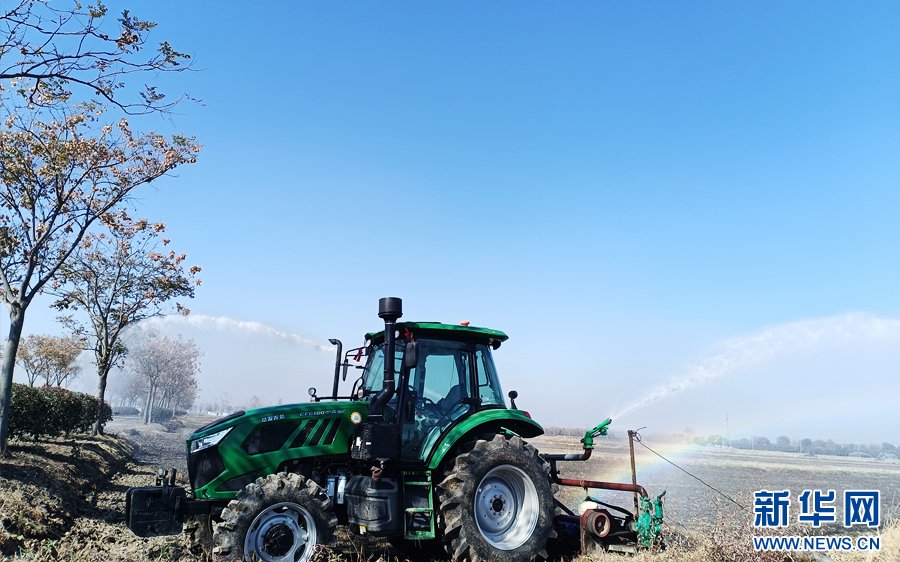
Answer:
[726,412,730,448]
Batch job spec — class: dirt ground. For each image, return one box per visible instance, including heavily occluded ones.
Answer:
[0,414,397,562]
[0,415,897,561]
[104,413,209,482]
[0,414,218,561]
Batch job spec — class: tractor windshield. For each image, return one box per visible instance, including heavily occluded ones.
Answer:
[361,340,505,407]
[360,343,403,397]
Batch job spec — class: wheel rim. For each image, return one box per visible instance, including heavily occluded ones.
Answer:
[244,501,317,562]
[473,464,539,550]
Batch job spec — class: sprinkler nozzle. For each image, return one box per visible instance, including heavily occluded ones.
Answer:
[582,418,613,448]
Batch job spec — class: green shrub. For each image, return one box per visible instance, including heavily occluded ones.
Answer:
[100,400,113,427]
[150,408,173,423]
[74,392,112,433]
[9,383,112,440]
[42,386,81,436]
[9,384,48,440]
[114,406,140,416]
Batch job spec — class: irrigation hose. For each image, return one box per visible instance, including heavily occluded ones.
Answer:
[631,430,746,509]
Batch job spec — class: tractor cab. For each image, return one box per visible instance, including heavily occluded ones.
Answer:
[358,322,508,464]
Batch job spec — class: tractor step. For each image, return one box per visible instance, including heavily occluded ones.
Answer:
[402,471,436,539]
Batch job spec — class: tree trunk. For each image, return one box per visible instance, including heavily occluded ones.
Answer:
[156,388,170,413]
[144,384,155,425]
[0,304,26,455]
[92,360,113,436]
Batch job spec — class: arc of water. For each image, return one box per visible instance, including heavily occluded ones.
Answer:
[135,314,336,353]
[613,313,900,420]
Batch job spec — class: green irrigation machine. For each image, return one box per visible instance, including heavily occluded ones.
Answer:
[126,298,665,562]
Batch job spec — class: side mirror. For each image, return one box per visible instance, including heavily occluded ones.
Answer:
[403,341,419,370]
[508,390,518,409]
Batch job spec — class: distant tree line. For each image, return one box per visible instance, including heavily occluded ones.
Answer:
[647,428,897,458]
[191,393,283,415]
[543,426,590,437]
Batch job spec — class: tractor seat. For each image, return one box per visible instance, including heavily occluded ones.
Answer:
[439,385,462,415]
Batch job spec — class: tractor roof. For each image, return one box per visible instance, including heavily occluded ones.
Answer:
[366,321,508,345]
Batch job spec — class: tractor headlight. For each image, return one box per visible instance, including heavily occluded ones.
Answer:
[190,427,233,454]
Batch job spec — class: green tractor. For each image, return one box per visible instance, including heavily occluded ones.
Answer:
[126,298,663,561]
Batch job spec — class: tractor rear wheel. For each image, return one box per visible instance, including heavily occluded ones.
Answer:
[438,434,556,562]
[213,472,337,562]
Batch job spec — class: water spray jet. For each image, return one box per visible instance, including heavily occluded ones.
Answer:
[134,314,335,352]
[612,313,900,421]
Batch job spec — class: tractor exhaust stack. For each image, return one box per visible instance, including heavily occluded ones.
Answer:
[368,297,402,420]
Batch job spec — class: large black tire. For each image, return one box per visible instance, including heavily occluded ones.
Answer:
[184,514,214,554]
[438,434,556,562]
[213,472,337,562]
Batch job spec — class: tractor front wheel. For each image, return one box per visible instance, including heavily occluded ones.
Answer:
[438,434,555,562]
[184,514,214,554]
[213,472,337,562]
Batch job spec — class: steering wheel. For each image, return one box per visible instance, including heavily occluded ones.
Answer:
[417,395,442,416]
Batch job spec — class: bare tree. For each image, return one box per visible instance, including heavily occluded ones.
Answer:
[15,333,48,386]
[0,104,199,453]
[0,1,194,114]
[0,1,199,454]
[15,332,85,386]
[164,368,198,416]
[109,369,146,410]
[52,209,200,434]
[127,334,200,425]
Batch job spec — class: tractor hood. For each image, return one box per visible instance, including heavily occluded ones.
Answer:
[186,401,365,499]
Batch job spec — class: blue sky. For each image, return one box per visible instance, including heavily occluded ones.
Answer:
[18,2,900,442]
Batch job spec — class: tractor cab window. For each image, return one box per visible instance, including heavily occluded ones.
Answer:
[413,340,471,408]
[400,338,473,462]
[475,344,505,407]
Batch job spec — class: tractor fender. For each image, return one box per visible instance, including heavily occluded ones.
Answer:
[427,409,544,470]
